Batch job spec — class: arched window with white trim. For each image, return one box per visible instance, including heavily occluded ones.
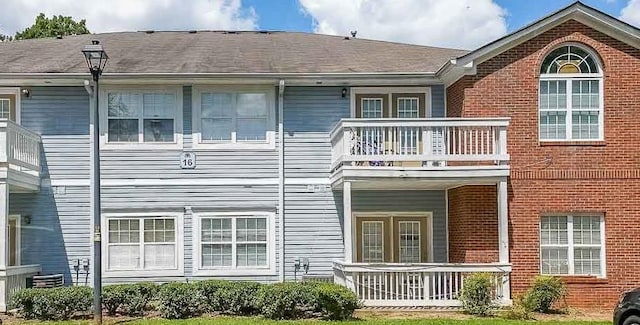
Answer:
[539,44,603,141]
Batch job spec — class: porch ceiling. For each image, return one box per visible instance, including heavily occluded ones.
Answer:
[331,166,509,190]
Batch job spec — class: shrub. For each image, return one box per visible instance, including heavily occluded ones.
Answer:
[102,282,158,316]
[521,276,565,313]
[196,280,262,315]
[499,297,533,320]
[12,286,92,320]
[459,273,497,316]
[256,282,318,320]
[312,282,360,320]
[157,282,200,319]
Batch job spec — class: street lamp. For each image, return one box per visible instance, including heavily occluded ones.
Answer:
[82,40,108,324]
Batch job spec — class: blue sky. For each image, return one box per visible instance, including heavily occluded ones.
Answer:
[2,0,639,50]
[246,0,625,33]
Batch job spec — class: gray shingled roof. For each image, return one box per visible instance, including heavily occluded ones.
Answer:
[0,31,468,74]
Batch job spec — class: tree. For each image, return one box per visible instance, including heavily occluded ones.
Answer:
[15,13,90,40]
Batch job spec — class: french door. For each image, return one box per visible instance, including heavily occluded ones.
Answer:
[355,214,431,263]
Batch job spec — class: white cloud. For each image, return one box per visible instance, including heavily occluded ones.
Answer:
[0,0,257,36]
[620,0,640,26]
[299,0,508,49]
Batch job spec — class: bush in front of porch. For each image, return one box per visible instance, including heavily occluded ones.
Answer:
[459,273,498,316]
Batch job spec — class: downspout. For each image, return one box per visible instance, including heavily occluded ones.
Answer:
[278,80,285,282]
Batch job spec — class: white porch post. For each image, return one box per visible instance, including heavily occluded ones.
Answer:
[497,179,511,302]
[0,182,8,311]
[343,181,353,263]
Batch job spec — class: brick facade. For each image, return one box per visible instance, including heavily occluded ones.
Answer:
[446,19,640,308]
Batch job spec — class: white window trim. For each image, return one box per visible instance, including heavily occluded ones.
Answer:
[350,87,432,118]
[352,211,433,264]
[99,85,184,150]
[8,215,21,266]
[192,211,276,276]
[0,87,21,124]
[539,214,606,278]
[398,220,421,263]
[102,212,184,278]
[539,44,604,142]
[192,86,276,150]
[361,220,385,263]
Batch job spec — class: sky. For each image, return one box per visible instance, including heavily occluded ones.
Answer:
[1,0,640,50]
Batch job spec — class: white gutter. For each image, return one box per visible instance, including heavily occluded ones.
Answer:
[278,80,285,282]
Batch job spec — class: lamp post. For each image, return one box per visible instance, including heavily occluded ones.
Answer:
[81,40,108,324]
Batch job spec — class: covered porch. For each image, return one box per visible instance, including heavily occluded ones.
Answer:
[330,117,511,307]
[0,120,42,311]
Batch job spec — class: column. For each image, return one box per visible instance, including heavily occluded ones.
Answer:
[0,182,8,311]
[497,179,511,302]
[343,181,352,263]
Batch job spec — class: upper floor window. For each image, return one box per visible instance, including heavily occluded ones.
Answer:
[539,45,603,141]
[101,86,183,149]
[192,86,275,149]
[0,88,19,123]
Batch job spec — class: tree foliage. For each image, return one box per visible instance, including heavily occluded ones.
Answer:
[0,34,13,42]
[15,13,89,40]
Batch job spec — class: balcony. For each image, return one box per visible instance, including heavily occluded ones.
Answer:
[0,120,41,191]
[329,118,510,188]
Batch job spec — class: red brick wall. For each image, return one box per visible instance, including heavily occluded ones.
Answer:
[445,19,640,308]
[447,186,499,263]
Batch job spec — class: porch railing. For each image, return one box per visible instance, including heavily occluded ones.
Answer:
[0,264,41,311]
[333,261,511,307]
[0,120,41,173]
[330,118,509,171]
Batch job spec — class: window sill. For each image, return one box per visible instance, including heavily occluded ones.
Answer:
[101,142,184,151]
[192,267,276,277]
[552,275,608,284]
[192,142,276,151]
[539,140,606,147]
[103,269,184,278]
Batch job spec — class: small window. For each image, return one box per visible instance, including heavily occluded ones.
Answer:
[540,215,605,276]
[194,213,275,275]
[0,89,18,122]
[539,45,603,141]
[193,87,275,148]
[361,221,384,263]
[105,215,182,275]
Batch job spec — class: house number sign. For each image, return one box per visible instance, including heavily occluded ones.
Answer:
[180,152,196,169]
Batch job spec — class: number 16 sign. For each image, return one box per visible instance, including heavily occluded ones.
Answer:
[180,152,196,169]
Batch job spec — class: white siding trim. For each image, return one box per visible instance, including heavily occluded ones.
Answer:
[101,212,185,278]
[191,211,277,276]
[44,177,331,187]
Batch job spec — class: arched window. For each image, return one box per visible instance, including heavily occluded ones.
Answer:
[539,45,603,141]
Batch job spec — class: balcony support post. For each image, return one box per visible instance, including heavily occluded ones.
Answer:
[0,182,8,311]
[343,181,353,263]
[497,179,511,302]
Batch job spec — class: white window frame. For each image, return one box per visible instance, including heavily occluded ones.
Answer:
[0,87,21,124]
[361,220,385,263]
[192,211,276,276]
[539,44,604,142]
[102,212,184,277]
[398,220,421,263]
[539,214,606,278]
[100,85,183,150]
[350,87,432,118]
[8,215,21,267]
[192,86,276,150]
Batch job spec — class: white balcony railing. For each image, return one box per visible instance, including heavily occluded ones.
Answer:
[0,120,41,174]
[0,264,41,311]
[333,261,511,307]
[330,118,509,171]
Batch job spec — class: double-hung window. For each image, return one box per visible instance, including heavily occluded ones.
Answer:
[194,212,275,275]
[193,87,275,148]
[540,215,605,277]
[103,87,182,147]
[104,214,183,276]
[539,45,603,141]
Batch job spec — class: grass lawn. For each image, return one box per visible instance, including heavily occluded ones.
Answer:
[12,316,612,325]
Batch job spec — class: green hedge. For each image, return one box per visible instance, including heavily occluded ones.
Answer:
[102,282,158,316]
[459,273,497,316]
[12,280,360,321]
[11,286,92,320]
[521,276,565,313]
